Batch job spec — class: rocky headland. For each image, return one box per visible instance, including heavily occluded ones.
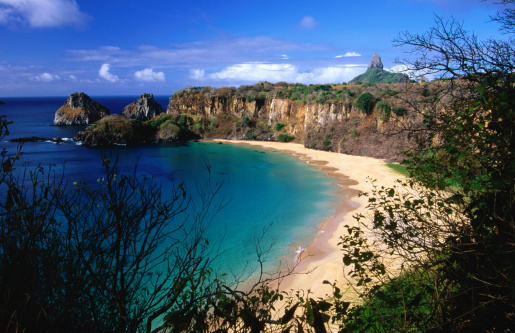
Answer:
[53,92,110,126]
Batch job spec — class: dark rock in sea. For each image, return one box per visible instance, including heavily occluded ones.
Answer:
[121,93,164,121]
[53,92,110,126]
[367,53,384,70]
[10,136,64,143]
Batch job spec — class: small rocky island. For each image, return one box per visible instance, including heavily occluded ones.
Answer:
[53,92,110,126]
[69,93,198,147]
[121,93,164,121]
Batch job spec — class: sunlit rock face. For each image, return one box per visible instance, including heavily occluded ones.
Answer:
[53,92,110,126]
[368,53,384,70]
[121,93,164,121]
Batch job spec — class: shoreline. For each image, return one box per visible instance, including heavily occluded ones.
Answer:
[217,139,403,299]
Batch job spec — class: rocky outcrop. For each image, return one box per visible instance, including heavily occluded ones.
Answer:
[121,93,164,121]
[53,92,109,126]
[367,53,384,70]
[350,54,409,84]
[73,115,155,147]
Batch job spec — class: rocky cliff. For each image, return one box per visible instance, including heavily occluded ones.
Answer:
[53,92,110,126]
[121,93,164,121]
[166,82,434,161]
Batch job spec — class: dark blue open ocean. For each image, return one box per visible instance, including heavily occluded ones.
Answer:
[0,96,341,279]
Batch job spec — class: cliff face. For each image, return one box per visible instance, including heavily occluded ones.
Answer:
[168,95,362,139]
[167,82,437,162]
[53,92,110,126]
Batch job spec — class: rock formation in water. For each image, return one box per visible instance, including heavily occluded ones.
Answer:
[121,93,164,121]
[53,92,110,126]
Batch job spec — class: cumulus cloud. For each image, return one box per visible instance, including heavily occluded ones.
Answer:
[31,72,60,81]
[99,64,119,82]
[207,62,364,85]
[189,69,205,80]
[134,68,165,82]
[0,0,91,28]
[335,52,361,58]
[298,16,318,29]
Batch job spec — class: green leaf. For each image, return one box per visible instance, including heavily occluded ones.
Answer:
[305,299,315,326]
[281,302,299,324]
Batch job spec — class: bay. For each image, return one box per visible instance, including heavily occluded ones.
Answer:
[0,96,340,280]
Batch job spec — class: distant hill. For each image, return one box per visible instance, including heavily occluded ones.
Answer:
[349,54,409,84]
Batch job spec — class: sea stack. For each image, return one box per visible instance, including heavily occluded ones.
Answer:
[121,93,164,121]
[367,53,384,70]
[53,92,110,126]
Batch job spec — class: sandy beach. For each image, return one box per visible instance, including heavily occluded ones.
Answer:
[218,139,404,300]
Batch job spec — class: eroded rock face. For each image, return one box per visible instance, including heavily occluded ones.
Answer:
[121,93,164,121]
[367,53,384,70]
[53,92,110,126]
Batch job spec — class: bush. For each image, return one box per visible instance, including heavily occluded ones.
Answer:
[355,92,376,114]
[376,100,391,121]
[274,122,286,131]
[392,106,407,116]
[277,134,294,142]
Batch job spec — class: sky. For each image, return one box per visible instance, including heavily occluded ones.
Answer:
[0,0,506,97]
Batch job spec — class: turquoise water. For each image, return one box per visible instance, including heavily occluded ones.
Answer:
[0,97,341,279]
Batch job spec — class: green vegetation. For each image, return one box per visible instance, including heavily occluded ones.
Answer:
[391,106,406,116]
[277,133,294,142]
[2,1,515,331]
[385,162,409,176]
[274,122,286,131]
[349,67,409,84]
[355,92,375,114]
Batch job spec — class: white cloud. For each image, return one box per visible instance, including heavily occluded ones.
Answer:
[99,64,119,82]
[335,52,361,58]
[207,63,365,85]
[134,68,165,82]
[0,0,91,28]
[67,37,325,68]
[281,54,289,60]
[298,16,318,29]
[31,72,60,81]
[209,63,298,82]
[387,64,434,81]
[189,69,205,80]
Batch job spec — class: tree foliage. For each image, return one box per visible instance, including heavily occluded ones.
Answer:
[339,1,515,331]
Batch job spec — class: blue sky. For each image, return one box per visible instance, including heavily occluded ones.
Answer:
[0,0,504,97]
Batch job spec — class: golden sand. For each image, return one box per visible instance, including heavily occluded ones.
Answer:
[218,140,404,299]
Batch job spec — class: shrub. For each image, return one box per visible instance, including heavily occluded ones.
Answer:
[277,134,294,142]
[392,106,407,116]
[177,115,187,127]
[355,92,376,114]
[274,123,286,131]
[376,100,391,120]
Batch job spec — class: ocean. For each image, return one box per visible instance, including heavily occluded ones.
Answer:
[0,96,341,281]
